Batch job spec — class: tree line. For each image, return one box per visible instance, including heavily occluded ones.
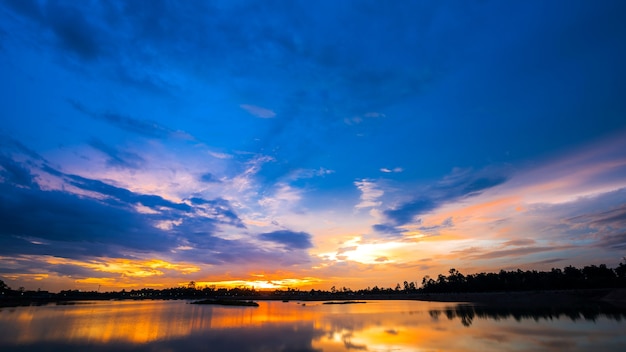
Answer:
[419,263,626,293]
[2,262,625,305]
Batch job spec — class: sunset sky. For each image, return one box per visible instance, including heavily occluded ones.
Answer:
[1,0,626,292]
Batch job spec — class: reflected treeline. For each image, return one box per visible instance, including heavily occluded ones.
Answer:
[430,302,626,327]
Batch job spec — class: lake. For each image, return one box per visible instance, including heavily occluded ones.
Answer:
[1,299,625,351]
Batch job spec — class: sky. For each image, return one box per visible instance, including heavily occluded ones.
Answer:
[1,0,626,292]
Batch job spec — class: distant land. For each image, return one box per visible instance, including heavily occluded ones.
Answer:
[2,263,625,308]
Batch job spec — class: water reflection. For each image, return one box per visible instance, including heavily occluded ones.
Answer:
[430,302,626,327]
[1,300,625,351]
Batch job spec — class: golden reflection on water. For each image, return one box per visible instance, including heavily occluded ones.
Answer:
[1,300,625,351]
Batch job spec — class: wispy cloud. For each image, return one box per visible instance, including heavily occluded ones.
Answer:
[240,104,276,118]
[380,167,403,173]
[68,100,192,140]
[286,167,334,181]
[258,183,302,213]
[344,112,386,125]
[374,167,509,234]
[88,139,145,169]
[354,179,384,209]
[259,230,313,250]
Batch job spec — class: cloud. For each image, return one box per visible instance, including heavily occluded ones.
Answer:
[375,167,509,232]
[0,136,44,161]
[240,104,276,118]
[0,255,203,290]
[176,229,312,267]
[3,0,104,61]
[383,198,437,226]
[380,167,403,173]
[187,197,245,228]
[0,150,315,272]
[372,223,405,237]
[564,195,626,250]
[354,179,384,209]
[0,147,248,264]
[258,183,302,212]
[466,246,562,260]
[68,100,189,139]
[0,181,174,258]
[418,217,453,234]
[344,112,386,125]
[208,151,232,159]
[88,139,145,169]
[199,172,221,183]
[336,246,357,255]
[231,155,275,192]
[0,153,37,188]
[258,230,313,250]
[63,172,191,212]
[286,167,334,181]
[44,1,103,60]
[502,238,536,247]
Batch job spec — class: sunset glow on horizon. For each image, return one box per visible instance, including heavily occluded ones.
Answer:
[1,1,626,293]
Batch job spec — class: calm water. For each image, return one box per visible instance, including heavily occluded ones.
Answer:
[1,299,625,351]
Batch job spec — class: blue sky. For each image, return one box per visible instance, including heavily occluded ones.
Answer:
[1,0,626,291]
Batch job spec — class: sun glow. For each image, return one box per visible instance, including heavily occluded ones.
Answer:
[189,277,322,290]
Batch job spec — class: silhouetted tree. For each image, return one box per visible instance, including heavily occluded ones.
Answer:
[419,264,626,293]
[616,261,626,279]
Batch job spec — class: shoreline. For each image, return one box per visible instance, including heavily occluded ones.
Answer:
[3,288,625,308]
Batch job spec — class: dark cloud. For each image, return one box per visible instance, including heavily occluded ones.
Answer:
[375,168,508,233]
[258,230,313,250]
[0,150,248,263]
[0,135,44,161]
[567,201,626,250]
[533,258,566,265]
[418,217,453,233]
[585,204,626,228]
[372,224,404,237]
[43,1,103,60]
[0,182,174,258]
[503,238,536,247]
[2,0,103,61]
[65,172,191,212]
[466,246,560,260]
[0,142,312,269]
[0,167,290,268]
[0,153,37,187]
[48,263,111,279]
[187,197,245,228]
[99,111,174,139]
[384,198,436,226]
[199,172,221,183]
[528,188,626,250]
[88,138,145,169]
[171,228,311,267]
[68,100,181,139]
